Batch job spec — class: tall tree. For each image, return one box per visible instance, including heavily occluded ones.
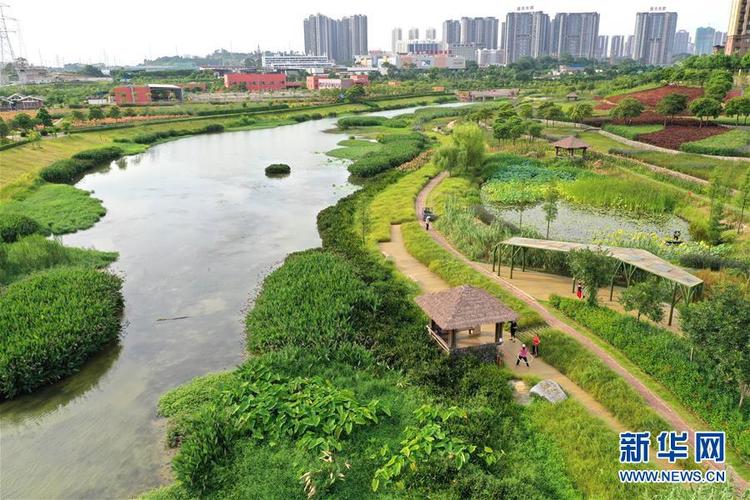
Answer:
[451,123,485,174]
[0,117,9,140]
[108,106,122,121]
[689,97,722,128]
[609,98,644,125]
[567,248,615,306]
[542,185,559,238]
[11,113,35,132]
[619,278,665,322]
[681,284,750,408]
[35,107,53,127]
[655,93,688,125]
[492,115,527,143]
[724,96,745,125]
[88,107,105,122]
[433,144,459,176]
[71,110,86,122]
[568,103,593,127]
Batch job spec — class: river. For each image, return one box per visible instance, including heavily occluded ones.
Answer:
[0,105,453,498]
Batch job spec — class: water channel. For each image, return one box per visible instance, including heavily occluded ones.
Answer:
[0,105,447,498]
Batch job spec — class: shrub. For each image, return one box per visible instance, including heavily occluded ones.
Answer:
[348,133,426,177]
[40,146,124,184]
[199,123,225,134]
[337,116,387,128]
[0,213,42,242]
[264,163,291,176]
[549,295,750,462]
[0,267,123,398]
[246,250,377,353]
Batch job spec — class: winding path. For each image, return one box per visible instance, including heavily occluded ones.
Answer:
[414,171,748,491]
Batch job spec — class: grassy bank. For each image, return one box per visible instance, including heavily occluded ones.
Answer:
[550,295,750,465]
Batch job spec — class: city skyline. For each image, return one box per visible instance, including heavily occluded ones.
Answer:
[7,0,733,66]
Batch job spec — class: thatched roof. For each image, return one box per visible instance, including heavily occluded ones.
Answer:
[566,92,579,97]
[551,136,589,149]
[415,285,518,330]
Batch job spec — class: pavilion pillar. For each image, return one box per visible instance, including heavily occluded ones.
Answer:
[522,247,527,272]
[668,284,679,326]
[450,330,457,349]
[510,247,515,279]
[572,277,577,293]
[495,322,503,343]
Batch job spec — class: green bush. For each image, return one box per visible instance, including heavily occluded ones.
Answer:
[348,132,426,177]
[264,163,291,176]
[0,213,42,242]
[549,295,750,462]
[40,146,124,184]
[679,129,750,157]
[246,250,377,353]
[602,124,664,140]
[337,116,387,128]
[0,267,123,398]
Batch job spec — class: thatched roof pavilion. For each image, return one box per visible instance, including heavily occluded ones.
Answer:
[566,92,579,101]
[551,136,590,157]
[416,285,518,352]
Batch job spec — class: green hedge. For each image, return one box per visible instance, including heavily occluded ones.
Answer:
[337,116,387,128]
[535,328,669,437]
[40,146,124,184]
[0,267,123,398]
[0,213,43,242]
[549,295,750,463]
[130,124,225,145]
[348,133,427,177]
[679,142,750,157]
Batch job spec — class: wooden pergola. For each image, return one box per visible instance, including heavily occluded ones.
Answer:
[566,92,579,101]
[415,285,518,353]
[492,237,704,326]
[551,136,590,157]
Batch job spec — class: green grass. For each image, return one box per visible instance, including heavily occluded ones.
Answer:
[532,328,669,437]
[327,139,382,160]
[401,220,544,328]
[681,128,750,157]
[1,234,117,284]
[426,175,479,212]
[579,130,633,151]
[527,399,675,499]
[602,124,664,140]
[561,172,680,214]
[549,295,750,465]
[0,183,105,234]
[366,163,441,245]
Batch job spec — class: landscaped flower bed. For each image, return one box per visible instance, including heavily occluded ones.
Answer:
[595,85,705,111]
[637,125,728,150]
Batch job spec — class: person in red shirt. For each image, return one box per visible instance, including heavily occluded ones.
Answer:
[576,284,583,300]
[532,333,540,357]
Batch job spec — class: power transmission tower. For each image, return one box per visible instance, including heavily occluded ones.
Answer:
[0,3,17,84]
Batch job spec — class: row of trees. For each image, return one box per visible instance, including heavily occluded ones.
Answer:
[0,106,134,141]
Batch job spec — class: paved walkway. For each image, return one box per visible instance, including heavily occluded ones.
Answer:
[380,224,626,434]
[413,171,748,490]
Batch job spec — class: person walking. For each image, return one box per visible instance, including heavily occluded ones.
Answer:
[576,284,583,300]
[510,321,518,343]
[532,333,540,357]
[425,215,431,231]
[516,344,530,367]
[495,338,503,366]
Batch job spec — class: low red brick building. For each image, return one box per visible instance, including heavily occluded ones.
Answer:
[113,86,152,105]
[224,73,287,91]
[351,74,369,85]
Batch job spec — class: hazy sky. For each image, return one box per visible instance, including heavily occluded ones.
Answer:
[6,0,733,66]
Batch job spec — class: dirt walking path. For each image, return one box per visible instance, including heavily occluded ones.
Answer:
[380,224,627,433]
[413,171,748,490]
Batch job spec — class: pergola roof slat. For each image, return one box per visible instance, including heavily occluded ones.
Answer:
[502,237,702,288]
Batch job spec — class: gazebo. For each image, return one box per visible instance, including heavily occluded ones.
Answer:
[415,285,518,354]
[552,136,590,157]
[566,92,579,101]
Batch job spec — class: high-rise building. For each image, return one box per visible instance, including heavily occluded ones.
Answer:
[549,12,600,59]
[714,30,727,46]
[303,13,368,64]
[695,26,717,55]
[503,9,550,63]
[610,35,625,60]
[624,34,635,59]
[425,28,437,40]
[459,17,499,49]
[673,29,690,54]
[442,20,461,47]
[595,35,609,60]
[408,27,420,40]
[633,9,678,65]
[391,28,402,53]
[448,43,480,62]
[727,0,750,55]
